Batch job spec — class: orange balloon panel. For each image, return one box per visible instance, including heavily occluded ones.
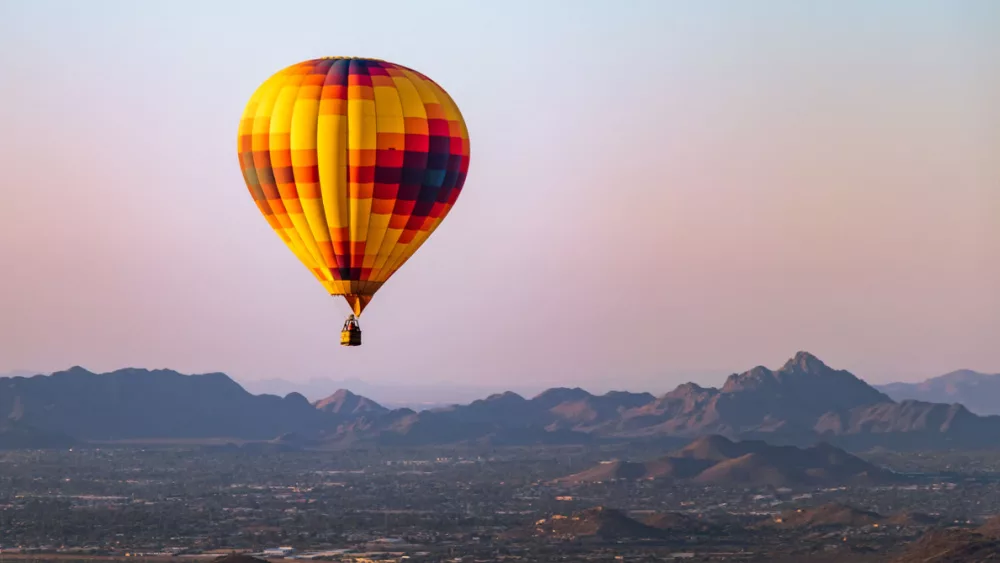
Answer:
[237,57,470,316]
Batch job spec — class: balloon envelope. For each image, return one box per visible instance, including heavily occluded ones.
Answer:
[237,57,470,315]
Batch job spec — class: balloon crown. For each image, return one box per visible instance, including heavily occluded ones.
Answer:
[318,56,389,62]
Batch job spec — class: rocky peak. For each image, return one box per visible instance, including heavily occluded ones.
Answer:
[313,389,386,415]
[483,391,526,403]
[781,351,833,375]
[532,387,594,407]
[721,365,777,393]
[664,382,717,398]
[283,392,311,408]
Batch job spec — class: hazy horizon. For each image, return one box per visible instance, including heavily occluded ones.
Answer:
[2,349,997,403]
[2,0,998,390]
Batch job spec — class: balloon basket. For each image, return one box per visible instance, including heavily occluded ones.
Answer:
[341,328,362,346]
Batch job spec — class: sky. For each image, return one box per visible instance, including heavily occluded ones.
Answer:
[0,0,998,394]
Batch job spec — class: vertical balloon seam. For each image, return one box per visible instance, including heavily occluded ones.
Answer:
[346,59,374,302]
[240,84,288,246]
[366,59,406,295]
[369,69,422,288]
[408,76,450,275]
[252,75,326,283]
[314,58,343,291]
[279,67,333,284]
[389,74,456,281]
[412,79,466,265]
[355,59,375,296]
[344,59,360,297]
[361,60,404,295]
[368,66,426,287]
[273,66,331,283]
[353,59,379,309]
[377,67,443,282]
[338,57,356,304]
[250,78,289,262]
[418,75,448,247]
[241,79,308,278]
[312,58,346,294]
[318,58,352,296]
[343,60,357,297]
[238,87,274,223]
[288,60,337,292]
[358,59,382,296]
[425,79,469,245]
[312,58,344,294]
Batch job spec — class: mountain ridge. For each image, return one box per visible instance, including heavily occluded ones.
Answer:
[4,352,1000,450]
[877,370,1000,415]
[0,366,346,442]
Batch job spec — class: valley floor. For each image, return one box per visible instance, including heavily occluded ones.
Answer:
[2,445,1000,562]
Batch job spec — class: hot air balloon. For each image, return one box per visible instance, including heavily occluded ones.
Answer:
[237,57,470,346]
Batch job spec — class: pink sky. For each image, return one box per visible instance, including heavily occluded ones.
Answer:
[0,1,997,391]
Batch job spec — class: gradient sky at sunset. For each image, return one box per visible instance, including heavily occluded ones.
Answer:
[1,0,998,392]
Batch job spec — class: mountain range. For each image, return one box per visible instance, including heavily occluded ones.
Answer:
[238,376,518,410]
[876,370,1000,416]
[2,352,1000,450]
[555,435,899,488]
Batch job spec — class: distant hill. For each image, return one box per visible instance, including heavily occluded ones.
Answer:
[0,369,42,378]
[239,376,527,409]
[313,389,387,416]
[528,507,666,540]
[877,370,1000,415]
[766,503,942,531]
[0,367,376,442]
[811,400,1000,451]
[556,456,710,483]
[767,503,883,529]
[5,352,1000,450]
[640,511,721,534]
[892,516,1000,563]
[556,435,900,488]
